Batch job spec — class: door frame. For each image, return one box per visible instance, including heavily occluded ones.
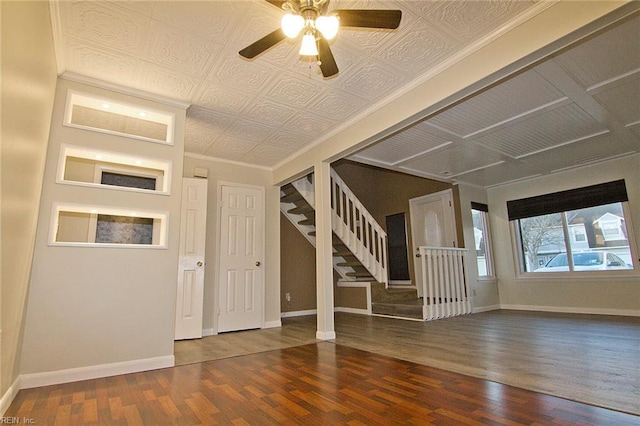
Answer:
[214,180,266,334]
[408,189,458,297]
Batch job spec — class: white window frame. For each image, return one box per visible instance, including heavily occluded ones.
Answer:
[511,202,638,279]
[471,205,495,280]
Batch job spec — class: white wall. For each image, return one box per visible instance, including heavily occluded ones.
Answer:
[488,154,640,315]
[457,184,500,311]
[0,0,58,404]
[20,79,186,381]
[183,155,281,334]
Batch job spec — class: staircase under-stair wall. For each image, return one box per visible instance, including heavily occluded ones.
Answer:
[280,170,427,320]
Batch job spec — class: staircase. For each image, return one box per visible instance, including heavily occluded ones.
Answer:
[281,170,423,320]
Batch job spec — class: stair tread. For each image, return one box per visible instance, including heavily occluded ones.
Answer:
[281,193,304,203]
[287,205,314,214]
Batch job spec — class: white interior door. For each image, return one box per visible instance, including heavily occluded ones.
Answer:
[217,184,264,333]
[409,189,457,296]
[174,178,208,340]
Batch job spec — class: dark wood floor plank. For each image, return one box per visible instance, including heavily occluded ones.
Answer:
[7,342,640,425]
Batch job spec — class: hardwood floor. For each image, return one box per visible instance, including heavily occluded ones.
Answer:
[176,310,640,416]
[7,310,640,424]
[7,342,639,425]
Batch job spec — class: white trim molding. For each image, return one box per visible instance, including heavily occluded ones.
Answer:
[20,355,174,389]
[500,304,640,317]
[263,320,282,329]
[0,378,20,416]
[335,307,371,316]
[473,305,502,314]
[281,309,318,318]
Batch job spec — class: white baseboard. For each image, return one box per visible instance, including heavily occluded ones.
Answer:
[316,331,336,340]
[202,328,216,337]
[335,306,371,315]
[473,304,501,313]
[0,377,20,416]
[263,320,282,329]
[281,309,317,318]
[20,355,175,389]
[500,304,640,317]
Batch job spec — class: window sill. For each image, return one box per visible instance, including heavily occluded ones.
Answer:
[515,271,640,283]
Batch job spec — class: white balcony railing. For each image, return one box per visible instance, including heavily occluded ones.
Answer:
[418,247,471,320]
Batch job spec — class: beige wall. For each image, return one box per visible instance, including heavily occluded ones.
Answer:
[182,155,281,331]
[0,0,58,399]
[20,79,186,375]
[488,154,640,314]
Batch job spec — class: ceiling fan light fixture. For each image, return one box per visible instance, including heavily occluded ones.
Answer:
[316,15,339,40]
[281,13,304,38]
[299,32,318,56]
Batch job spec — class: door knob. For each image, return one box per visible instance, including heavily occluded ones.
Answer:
[255,261,261,267]
[196,261,203,267]
[416,253,421,257]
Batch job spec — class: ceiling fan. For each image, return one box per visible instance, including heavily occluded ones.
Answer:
[239,0,402,78]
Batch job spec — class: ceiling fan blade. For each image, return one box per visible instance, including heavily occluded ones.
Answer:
[335,9,402,29]
[318,36,339,78]
[239,28,286,59]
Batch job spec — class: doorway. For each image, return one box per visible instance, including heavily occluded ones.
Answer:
[216,183,265,333]
[409,189,457,296]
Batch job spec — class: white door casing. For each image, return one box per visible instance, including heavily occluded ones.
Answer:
[217,183,265,333]
[174,178,208,340]
[409,189,457,297]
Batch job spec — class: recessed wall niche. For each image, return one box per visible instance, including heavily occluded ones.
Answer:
[64,90,175,145]
[50,203,168,248]
[58,145,172,195]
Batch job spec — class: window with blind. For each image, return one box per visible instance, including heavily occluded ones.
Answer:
[471,202,494,278]
[508,180,636,273]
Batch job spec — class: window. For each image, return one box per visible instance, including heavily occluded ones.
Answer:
[471,202,494,277]
[508,180,636,273]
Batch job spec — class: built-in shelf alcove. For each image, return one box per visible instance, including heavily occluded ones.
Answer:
[57,145,172,195]
[50,203,168,248]
[64,90,175,145]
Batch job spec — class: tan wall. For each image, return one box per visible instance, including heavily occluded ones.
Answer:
[280,215,316,313]
[488,154,640,314]
[335,286,368,310]
[0,1,58,398]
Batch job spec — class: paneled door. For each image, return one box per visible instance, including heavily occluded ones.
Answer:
[217,184,264,333]
[409,189,457,297]
[175,178,208,340]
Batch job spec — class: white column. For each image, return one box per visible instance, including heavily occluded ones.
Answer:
[314,161,336,340]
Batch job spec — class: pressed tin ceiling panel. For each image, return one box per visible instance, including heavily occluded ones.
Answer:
[54,1,640,187]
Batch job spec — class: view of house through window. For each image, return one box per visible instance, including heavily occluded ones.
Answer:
[471,203,493,277]
[516,202,634,273]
